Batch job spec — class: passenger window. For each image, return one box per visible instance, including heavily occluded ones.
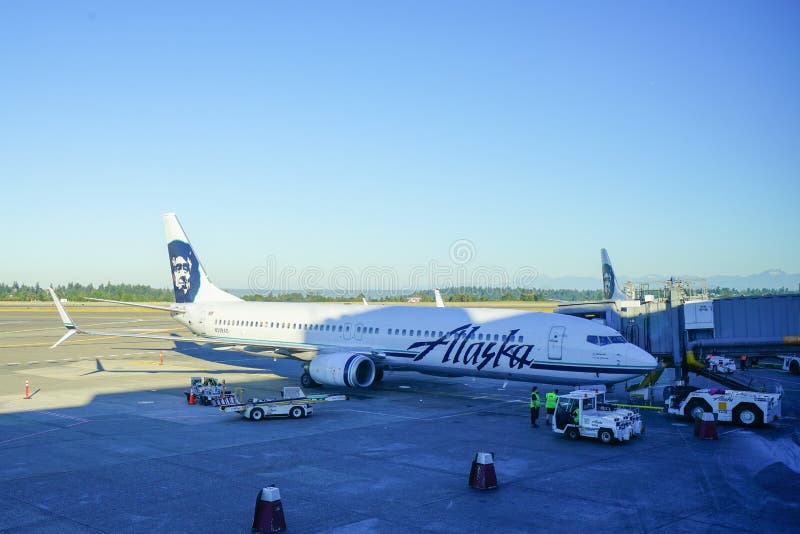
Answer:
[439,331,444,337]
[416,330,421,337]
[369,327,374,334]
[494,334,499,341]
[424,330,429,337]
[519,335,524,343]
[402,329,407,336]
[478,333,483,340]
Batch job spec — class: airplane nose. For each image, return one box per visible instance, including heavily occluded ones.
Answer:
[628,345,658,370]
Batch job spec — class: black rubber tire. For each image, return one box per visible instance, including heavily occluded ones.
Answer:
[684,399,711,420]
[289,406,304,419]
[790,360,800,375]
[566,426,580,440]
[300,372,315,389]
[250,408,264,421]
[599,428,614,444]
[733,404,763,427]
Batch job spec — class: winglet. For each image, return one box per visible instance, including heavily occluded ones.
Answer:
[48,287,76,329]
[48,287,80,348]
[51,329,78,349]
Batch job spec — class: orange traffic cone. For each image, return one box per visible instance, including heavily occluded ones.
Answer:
[468,452,498,490]
[189,392,195,405]
[252,486,286,533]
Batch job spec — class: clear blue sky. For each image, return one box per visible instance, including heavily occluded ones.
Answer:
[2,1,798,291]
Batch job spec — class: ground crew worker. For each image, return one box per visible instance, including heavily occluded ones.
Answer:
[545,389,559,425]
[573,406,580,425]
[530,386,541,427]
[740,355,748,370]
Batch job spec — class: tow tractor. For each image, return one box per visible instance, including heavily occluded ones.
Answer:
[216,387,348,421]
[665,385,782,427]
[783,354,800,374]
[707,355,737,374]
[552,389,644,444]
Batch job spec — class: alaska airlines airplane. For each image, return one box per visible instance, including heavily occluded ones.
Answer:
[49,214,657,389]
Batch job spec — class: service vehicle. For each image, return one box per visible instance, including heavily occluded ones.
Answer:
[552,389,644,444]
[185,376,231,405]
[706,355,737,374]
[783,354,800,375]
[665,386,782,427]
[216,386,347,421]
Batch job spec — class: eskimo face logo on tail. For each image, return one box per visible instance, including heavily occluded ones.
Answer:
[602,263,615,300]
[167,240,200,303]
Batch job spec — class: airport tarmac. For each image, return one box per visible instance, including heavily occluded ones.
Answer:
[1,307,799,533]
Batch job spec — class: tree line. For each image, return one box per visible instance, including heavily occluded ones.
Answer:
[1,281,796,303]
[0,282,173,302]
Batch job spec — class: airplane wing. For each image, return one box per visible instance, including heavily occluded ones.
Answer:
[84,297,185,313]
[48,288,318,355]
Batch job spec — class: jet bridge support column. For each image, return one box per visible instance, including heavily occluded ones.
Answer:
[667,288,686,382]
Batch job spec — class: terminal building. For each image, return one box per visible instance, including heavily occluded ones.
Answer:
[554,280,800,392]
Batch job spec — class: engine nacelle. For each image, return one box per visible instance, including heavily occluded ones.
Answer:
[309,352,376,388]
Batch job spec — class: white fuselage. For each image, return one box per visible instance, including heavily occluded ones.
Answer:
[172,302,657,386]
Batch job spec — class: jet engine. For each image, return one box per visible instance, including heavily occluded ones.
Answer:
[309,352,376,387]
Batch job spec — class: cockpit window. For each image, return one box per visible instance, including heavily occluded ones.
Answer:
[587,335,627,345]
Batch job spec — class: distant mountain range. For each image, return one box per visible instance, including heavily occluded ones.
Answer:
[229,269,800,296]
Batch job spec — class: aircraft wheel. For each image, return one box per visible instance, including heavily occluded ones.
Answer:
[300,372,319,389]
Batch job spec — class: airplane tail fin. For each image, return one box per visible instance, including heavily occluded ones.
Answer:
[600,248,628,300]
[164,213,241,304]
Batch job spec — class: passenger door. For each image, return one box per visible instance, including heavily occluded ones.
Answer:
[548,326,565,360]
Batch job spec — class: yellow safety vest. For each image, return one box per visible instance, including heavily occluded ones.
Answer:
[545,392,557,409]
[530,391,540,408]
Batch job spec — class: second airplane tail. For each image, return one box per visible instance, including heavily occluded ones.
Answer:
[164,213,241,304]
[601,248,628,300]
